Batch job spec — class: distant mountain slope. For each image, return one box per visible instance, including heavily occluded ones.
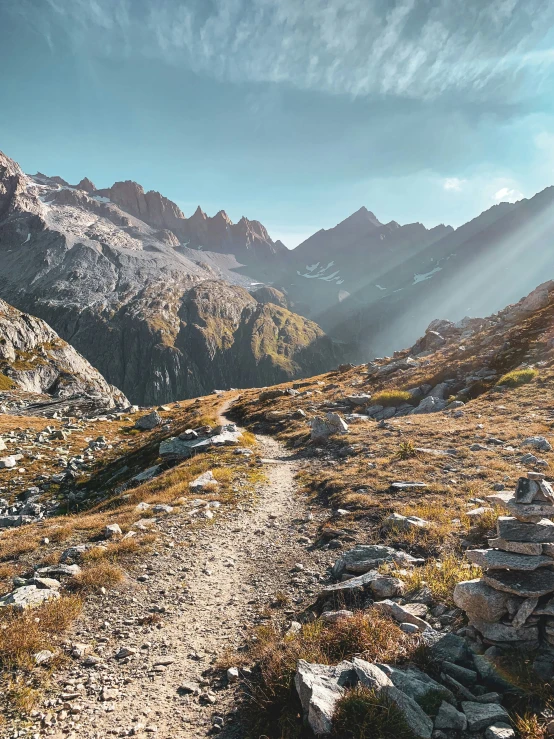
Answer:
[0,298,127,413]
[316,188,554,358]
[270,189,554,362]
[275,206,453,318]
[0,151,342,404]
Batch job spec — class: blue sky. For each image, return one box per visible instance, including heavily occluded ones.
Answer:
[2,1,554,247]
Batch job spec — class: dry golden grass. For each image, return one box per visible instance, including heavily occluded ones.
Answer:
[513,713,546,739]
[332,686,416,739]
[246,610,419,737]
[372,389,413,407]
[68,562,125,592]
[0,595,82,670]
[394,554,482,604]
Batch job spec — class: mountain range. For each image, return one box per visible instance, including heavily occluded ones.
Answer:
[2,147,554,404]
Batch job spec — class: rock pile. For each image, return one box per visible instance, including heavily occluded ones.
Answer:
[455,472,554,650]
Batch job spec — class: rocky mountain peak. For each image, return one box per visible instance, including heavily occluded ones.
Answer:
[189,205,208,222]
[75,177,96,193]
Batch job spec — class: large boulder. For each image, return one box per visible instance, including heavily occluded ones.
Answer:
[310,413,349,441]
[135,411,162,430]
[453,579,510,622]
[295,659,354,735]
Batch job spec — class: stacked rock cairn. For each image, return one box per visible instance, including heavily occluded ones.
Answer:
[455,471,554,650]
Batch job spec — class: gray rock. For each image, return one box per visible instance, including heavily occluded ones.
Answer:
[310,413,349,441]
[382,686,433,739]
[411,396,447,415]
[487,491,554,523]
[469,615,539,643]
[483,568,554,597]
[511,597,538,627]
[434,701,467,731]
[103,523,122,539]
[132,465,161,483]
[485,724,515,739]
[428,633,469,664]
[497,516,554,542]
[466,548,553,571]
[351,658,393,689]
[373,600,431,631]
[522,436,552,452]
[0,456,17,469]
[383,513,430,531]
[453,579,510,622]
[294,660,353,735]
[488,538,543,556]
[189,470,218,491]
[378,665,455,706]
[0,585,60,610]
[441,662,478,687]
[135,411,162,430]
[461,702,510,732]
[36,564,81,578]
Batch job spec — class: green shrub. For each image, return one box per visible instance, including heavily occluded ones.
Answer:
[332,686,416,739]
[372,390,412,407]
[396,441,417,460]
[497,368,537,388]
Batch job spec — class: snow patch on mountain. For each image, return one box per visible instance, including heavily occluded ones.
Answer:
[413,266,442,284]
[297,261,345,285]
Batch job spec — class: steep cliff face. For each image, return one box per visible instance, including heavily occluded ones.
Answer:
[95,180,287,264]
[0,298,127,409]
[0,151,341,404]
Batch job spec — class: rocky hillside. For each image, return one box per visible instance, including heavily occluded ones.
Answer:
[0,298,127,415]
[273,191,554,361]
[0,151,342,404]
[1,282,554,738]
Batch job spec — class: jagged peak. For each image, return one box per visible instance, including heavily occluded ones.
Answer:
[190,205,207,221]
[75,177,96,193]
[212,209,232,224]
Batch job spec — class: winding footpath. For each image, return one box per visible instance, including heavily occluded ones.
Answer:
[46,403,332,739]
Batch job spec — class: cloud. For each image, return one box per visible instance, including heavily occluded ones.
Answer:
[494,186,524,202]
[8,0,554,101]
[443,177,466,191]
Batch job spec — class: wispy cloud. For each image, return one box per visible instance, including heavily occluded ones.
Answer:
[494,186,524,203]
[443,177,466,192]
[9,0,554,100]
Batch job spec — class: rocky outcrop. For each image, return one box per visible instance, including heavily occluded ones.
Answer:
[0,150,342,404]
[94,181,287,263]
[0,298,127,411]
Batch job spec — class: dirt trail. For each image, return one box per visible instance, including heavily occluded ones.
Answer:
[51,400,331,739]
